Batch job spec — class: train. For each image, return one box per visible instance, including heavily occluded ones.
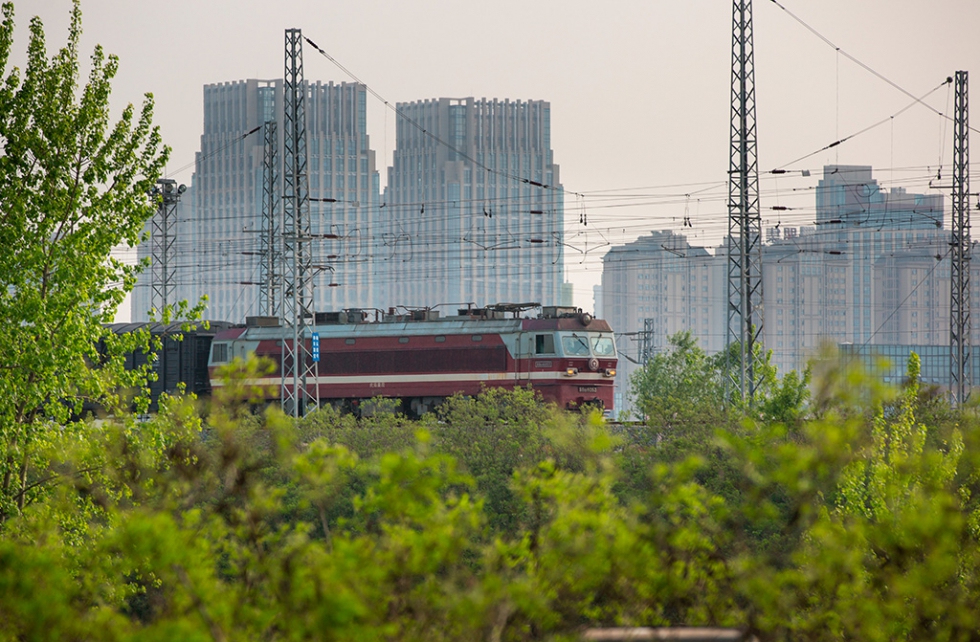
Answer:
[104,321,239,411]
[207,304,618,416]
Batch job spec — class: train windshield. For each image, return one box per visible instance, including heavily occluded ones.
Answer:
[591,336,615,356]
[561,335,591,356]
[560,333,616,357]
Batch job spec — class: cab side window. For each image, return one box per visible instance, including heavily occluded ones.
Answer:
[535,334,555,354]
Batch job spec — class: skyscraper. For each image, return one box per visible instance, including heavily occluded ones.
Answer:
[598,165,966,414]
[763,165,948,369]
[599,231,727,413]
[132,79,381,322]
[380,98,564,309]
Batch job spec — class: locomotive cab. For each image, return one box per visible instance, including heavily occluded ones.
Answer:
[518,325,617,410]
[207,326,266,378]
[554,331,617,408]
[208,335,260,368]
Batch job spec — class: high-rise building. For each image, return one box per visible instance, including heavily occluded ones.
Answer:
[763,166,952,372]
[599,166,968,414]
[599,231,727,413]
[380,98,564,309]
[815,164,943,230]
[132,79,381,323]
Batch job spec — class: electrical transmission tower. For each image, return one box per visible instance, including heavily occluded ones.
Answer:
[950,70,971,405]
[640,318,657,365]
[259,120,280,318]
[150,178,186,318]
[725,0,764,403]
[281,29,318,417]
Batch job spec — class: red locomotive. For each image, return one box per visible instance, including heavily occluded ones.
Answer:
[208,304,617,416]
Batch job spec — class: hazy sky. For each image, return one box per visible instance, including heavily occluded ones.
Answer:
[12,0,980,312]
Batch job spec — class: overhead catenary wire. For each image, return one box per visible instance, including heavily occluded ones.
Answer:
[163,125,262,179]
[175,162,976,231]
[125,232,957,292]
[768,0,980,136]
[770,79,953,171]
[165,187,973,260]
[142,228,948,280]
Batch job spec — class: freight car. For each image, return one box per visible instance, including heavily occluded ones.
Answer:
[207,304,617,416]
[105,321,238,411]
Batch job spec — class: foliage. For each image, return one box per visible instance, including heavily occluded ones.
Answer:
[0,344,979,640]
[623,333,728,507]
[628,329,810,428]
[629,331,726,428]
[0,0,167,520]
[425,386,554,534]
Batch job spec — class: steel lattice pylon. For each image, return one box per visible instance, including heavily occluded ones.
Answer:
[259,120,280,318]
[950,70,971,405]
[281,29,318,417]
[725,0,764,403]
[150,178,184,317]
[640,318,658,365]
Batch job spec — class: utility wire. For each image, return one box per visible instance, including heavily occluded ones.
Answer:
[164,126,262,179]
[768,0,980,135]
[770,79,953,171]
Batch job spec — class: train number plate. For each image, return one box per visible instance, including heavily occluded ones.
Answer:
[534,360,553,368]
[578,386,598,393]
[370,382,385,388]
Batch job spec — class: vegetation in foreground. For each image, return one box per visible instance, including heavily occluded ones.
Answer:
[1,350,980,642]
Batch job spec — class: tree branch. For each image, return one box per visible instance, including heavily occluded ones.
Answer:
[15,464,101,504]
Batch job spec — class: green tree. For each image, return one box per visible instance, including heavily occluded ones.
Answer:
[426,386,553,535]
[622,332,740,505]
[629,331,726,429]
[3,352,980,639]
[0,1,167,520]
[714,334,810,424]
[718,351,980,641]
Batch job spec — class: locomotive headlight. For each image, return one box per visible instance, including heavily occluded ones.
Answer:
[604,368,616,377]
[564,367,579,377]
